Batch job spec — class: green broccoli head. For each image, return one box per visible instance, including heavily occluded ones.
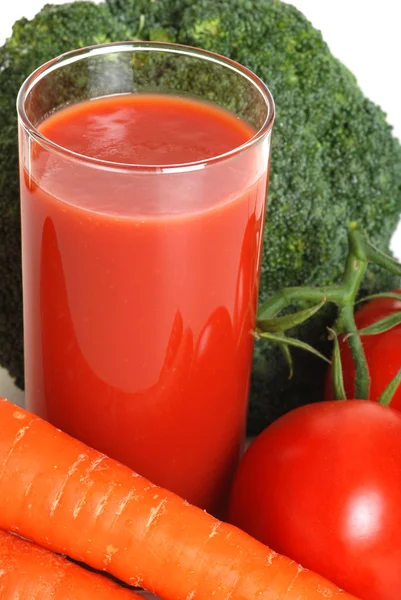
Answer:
[1,0,400,434]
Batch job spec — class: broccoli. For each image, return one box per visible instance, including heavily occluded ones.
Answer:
[1,0,400,434]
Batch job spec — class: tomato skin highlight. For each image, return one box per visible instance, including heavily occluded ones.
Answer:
[228,400,401,600]
[325,291,401,408]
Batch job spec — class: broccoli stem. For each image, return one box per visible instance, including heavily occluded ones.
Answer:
[257,222,401,401]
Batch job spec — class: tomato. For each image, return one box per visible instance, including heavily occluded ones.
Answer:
[228,400,401,600]
[325,291,401,408]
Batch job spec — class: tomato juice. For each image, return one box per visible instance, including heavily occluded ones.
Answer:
[20,93,269,515]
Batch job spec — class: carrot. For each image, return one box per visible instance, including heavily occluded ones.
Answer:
[0,398,359,600]
[0,529,140,599]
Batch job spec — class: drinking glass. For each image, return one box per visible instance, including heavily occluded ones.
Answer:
[17,41,274,516]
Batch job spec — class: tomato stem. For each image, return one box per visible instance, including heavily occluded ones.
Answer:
[256,222,401,399]
[336,304,370,398]
[327,328,347,400]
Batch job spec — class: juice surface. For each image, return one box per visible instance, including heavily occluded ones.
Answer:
[21,94,268,515]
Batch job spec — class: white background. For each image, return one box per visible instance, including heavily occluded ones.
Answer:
[1,0,401,403]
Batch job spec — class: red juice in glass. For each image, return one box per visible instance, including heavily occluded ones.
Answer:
[18,43,274,515]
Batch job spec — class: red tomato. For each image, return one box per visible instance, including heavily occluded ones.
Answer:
[228,401,401,600]
[325,291,401,408]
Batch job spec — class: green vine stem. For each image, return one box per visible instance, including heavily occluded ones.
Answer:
[337,303,370,398]
[327,328,346,400]
[257,223,401,399]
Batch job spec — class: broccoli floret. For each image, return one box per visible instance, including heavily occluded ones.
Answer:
[106,0,186,41]
[1,0,401,435]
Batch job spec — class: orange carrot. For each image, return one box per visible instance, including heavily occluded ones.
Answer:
[0,529,140,599]
[0,398,358,600]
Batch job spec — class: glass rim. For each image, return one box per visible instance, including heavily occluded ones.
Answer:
[17,40,275,174]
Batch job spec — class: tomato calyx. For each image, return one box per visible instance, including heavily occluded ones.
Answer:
[326,328,346,400]
[256,222,401,399]
[377,368,401,406]
[254,298,330,378]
